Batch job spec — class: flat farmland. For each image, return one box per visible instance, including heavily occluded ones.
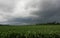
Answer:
[0,25,60,33]
[0,25,60,38]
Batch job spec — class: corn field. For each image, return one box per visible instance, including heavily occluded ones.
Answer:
[0,25,60,38]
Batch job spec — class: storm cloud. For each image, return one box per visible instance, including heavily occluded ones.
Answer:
[0,0,60,24]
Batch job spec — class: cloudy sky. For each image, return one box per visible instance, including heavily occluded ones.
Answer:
[0,0,60,24]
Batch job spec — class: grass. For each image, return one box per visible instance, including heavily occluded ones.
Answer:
[0,25,60,38]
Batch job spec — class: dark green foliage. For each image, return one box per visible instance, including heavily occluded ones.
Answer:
[0,32,60,38]
[0,25,60,38]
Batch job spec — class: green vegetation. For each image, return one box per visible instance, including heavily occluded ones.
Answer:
[0,25,60,38]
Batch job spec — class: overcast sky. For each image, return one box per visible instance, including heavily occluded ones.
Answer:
[0,0,60,25]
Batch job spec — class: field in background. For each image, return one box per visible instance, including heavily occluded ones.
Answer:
[0,25,60,38]
[0,25,60,33]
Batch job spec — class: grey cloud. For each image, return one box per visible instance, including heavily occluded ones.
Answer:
[7,0,60,24]
[0,0,15,12]
[31,0,60,23]
[0,0,60,24]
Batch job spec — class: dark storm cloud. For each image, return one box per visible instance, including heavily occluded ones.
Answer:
[8,0,60,24]
[30,0,60,23]
[0,0,60,24]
